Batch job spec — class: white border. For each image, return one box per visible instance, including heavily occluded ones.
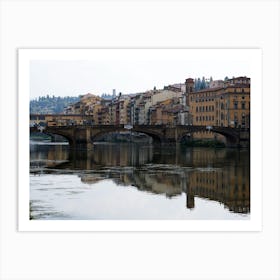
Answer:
[18,48,262,232]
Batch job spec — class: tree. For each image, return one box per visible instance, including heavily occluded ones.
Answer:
[197,78,201,90]
[201,77,206,89]
[194,78,198,91]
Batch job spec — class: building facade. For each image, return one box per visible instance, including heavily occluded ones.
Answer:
[189,76,250,128]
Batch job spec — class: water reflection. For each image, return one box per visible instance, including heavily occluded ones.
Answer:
[30,143,250,216]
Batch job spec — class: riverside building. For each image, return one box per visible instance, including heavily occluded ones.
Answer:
[188,76,250,129]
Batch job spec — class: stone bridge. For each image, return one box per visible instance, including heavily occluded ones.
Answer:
[30,124,250,149]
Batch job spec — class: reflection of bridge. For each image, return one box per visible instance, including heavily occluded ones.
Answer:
[30,124,250,148]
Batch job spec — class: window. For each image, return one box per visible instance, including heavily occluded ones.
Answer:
[234,101,238,109]
[241,102,245,109]
[242,113,246,127]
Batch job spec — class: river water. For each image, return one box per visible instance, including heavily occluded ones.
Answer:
[30,141,250,220]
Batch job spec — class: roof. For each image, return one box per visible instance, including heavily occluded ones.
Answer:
[185,78,194,82]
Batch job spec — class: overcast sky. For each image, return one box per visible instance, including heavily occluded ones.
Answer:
[29,49,252,99]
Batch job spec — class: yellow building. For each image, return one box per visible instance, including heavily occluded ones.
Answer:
[188,76,250,129]
[119,98,131,125]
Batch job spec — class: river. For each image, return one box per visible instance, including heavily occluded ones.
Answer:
[30,141,250,220]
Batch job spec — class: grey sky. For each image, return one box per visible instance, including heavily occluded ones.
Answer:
[29,51,251,99]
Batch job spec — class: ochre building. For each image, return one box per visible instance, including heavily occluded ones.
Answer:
[188,76,250,128]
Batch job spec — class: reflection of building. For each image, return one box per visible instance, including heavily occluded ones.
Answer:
[131,172,182,198]
[30,144,69,169]
[187,166,250,214]
[79,174,104,184]
[186,194,195,209]
[30,143,250,214]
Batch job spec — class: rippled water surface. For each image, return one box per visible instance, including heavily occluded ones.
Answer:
[30,142,250,220]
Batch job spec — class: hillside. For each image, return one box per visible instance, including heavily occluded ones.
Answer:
[30,95,80,114]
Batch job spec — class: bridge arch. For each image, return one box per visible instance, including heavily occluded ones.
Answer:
[177,126,240,146]
[131,127,165,143]
[45,131,74,146]
[210,127,240,146]
[32,131,71,143]
[31,127,75,146]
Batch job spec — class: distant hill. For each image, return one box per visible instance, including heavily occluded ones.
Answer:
[30,95,80,114]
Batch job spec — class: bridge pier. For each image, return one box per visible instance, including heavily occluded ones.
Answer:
[70,127,93,150]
